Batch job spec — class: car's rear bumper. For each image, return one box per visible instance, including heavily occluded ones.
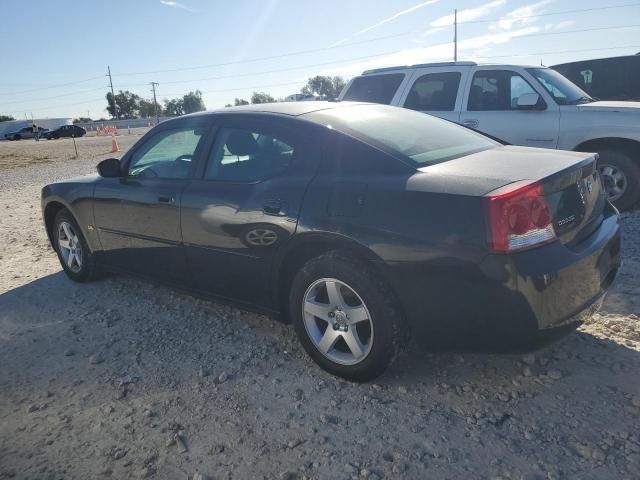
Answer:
[384,203,621,349]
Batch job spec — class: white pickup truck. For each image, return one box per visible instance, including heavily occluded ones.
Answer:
[339,61,640,210]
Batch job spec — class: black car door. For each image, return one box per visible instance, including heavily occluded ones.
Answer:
[181,116,322,308]
[93,117,212,283]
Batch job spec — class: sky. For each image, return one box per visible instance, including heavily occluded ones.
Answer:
[0,0,639,119]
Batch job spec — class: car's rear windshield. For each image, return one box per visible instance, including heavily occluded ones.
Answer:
[307,104,498,166]
[342,74,405,104]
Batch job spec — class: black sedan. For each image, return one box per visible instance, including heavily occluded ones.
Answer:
[41,102,621,381]
[44,124,86,140]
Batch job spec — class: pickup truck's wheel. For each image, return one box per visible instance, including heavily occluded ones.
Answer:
[598,149,640,210]
[289,252,402,382]
[53,209,99,282]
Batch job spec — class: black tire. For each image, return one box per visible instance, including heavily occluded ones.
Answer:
[597,149,640,211]
[13,135,21,141]
[289,252,403,382]
[53,208,100,282]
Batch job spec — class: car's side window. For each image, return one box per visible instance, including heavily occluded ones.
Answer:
[404,72,461,111]
[128,127,204,179]
[468,70,539,111]
[205,127,295,182]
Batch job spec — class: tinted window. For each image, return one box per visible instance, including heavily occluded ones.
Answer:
[308,104,498,166]
[206,127,295,182]
[468,70,539,111]
[128,127,203,179]
[342,74,404,104]
[553,58,640,101]
[320,134,409,176]
[404,72,461,111]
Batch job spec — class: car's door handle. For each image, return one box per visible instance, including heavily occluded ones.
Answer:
[157,193,175,204]
[461,119,479,128]
[263,200,287,216]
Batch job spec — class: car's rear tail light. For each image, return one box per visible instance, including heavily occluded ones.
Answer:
[485,180,557,253]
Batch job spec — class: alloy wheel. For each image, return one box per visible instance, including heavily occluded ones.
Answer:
[302,278,374,365]
[599,163,627,202]
[57,221,83,273]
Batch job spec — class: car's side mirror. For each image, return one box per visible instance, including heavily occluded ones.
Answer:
[517,92,542,110]
[97,158,122,177]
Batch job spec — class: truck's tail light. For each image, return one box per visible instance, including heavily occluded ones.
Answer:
[485,180,557,253]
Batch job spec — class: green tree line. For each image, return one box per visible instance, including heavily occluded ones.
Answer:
[105,90,205,119]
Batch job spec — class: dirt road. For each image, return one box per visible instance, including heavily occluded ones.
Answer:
[1,136,639,479]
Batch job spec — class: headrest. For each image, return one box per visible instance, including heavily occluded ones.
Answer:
[226,130,258,156]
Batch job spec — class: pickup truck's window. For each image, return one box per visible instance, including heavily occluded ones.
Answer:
[468,70,538,111]
[128,128,203,179]
[307,104,498,166]
[206,127,294,182]
[404,72,461,111]
[342,74,404,104]
[528,67,593,105]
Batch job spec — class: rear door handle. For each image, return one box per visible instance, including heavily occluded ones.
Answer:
[158,193,175,204]
[263,200,287,216]
[461,119,479,128]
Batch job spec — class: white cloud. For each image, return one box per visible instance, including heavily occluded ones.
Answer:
[159,0,196,12]
[321,26,540,77]
[430,0,505,28]
[495,0,551,30]
[552,20,575,30]
[332,0,439,47]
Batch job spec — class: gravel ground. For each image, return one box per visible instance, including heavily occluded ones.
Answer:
[0,136,639,480]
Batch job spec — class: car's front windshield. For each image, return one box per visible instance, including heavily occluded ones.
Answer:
[309,104,499,166]
[527,68,593,105]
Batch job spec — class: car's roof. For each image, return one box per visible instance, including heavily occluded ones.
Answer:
[188,101,369,118]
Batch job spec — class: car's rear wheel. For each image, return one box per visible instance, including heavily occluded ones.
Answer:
[289,252,403,382]
[13,135,21,140]
[597,149,640,211]
[53,209,100,282]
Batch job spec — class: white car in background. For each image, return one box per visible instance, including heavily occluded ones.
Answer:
[339,61,640,210]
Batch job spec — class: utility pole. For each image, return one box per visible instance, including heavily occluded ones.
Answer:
[107,66,117,119]
[453,9,458,62]
[150,82,159,125]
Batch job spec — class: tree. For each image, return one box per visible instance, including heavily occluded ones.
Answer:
[73,117,92,124]
[251,92,275,104]
[0,115,15,122]
[302,76,346,99]
[163,98,184,117]
[139,98,160,118]
[106,90,141,119]
[234,98,249,106]
[182,90,206,114]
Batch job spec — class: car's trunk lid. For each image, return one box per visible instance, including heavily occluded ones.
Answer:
[417,145,605,246]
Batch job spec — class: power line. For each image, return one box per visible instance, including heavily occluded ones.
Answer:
[459,2,640,25]
[0,86,107,106]
[0,75,106,96]
[471,44,640,60]
[3,22,637,107]
[108,3,640,78]
[116,49,403,90]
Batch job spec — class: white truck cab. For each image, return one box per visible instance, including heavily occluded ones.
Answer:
[339,61,640,210]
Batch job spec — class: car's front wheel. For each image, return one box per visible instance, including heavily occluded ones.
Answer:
[53,209,100,282]
[290,252,403,382]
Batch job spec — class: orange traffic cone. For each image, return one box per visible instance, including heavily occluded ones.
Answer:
[111,134,119,153]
